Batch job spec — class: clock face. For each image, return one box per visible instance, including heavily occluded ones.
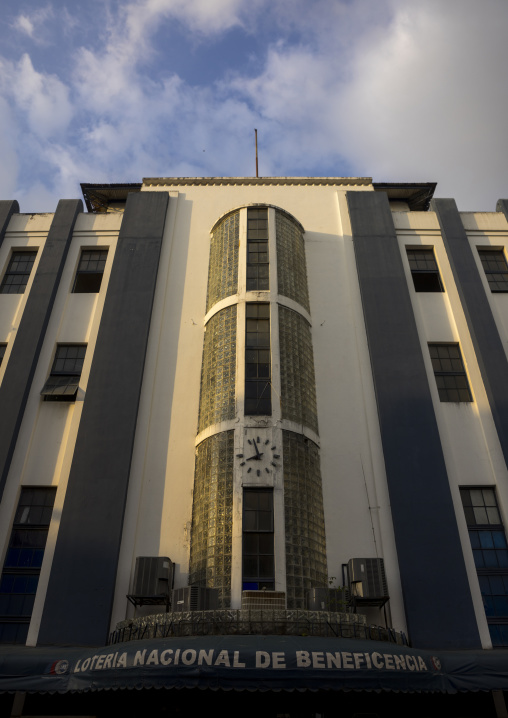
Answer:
[236,434,280,476]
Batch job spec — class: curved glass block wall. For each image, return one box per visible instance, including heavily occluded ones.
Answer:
[276,210,310,312]
[191,204,327,610]
[279,305,319,434]
[283,431,328,608]
[197,305,237,433]
[206,211,239,313]
[188,431,234,608]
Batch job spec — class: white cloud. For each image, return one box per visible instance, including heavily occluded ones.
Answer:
[8,54,73,139]
[13,15,35,38]
[336,0,508,208]
[11,6,53,43]
[1,0,508,211]
[228,0,508,208]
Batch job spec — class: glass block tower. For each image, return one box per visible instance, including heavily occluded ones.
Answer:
[189,205,328,608]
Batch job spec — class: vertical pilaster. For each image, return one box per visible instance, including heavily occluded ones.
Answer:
[0,200,19,239]
[433,198,508,472]
[38,192,169,646]
[348,191,480,649]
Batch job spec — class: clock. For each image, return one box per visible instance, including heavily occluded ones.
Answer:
[236,434,280,476]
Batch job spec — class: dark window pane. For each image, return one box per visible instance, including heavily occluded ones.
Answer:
[484,551,498,568]
[469,531,480,548]
[243,534,258,553]
[493,531,507,548]
[493,596,508,615]
[258,556,274,576]
[480,532,494,549]
[473,550,484,568]
[243,511,257,531]
[497,550,508,567]
[429,343,472,402]
[243,557,258,576]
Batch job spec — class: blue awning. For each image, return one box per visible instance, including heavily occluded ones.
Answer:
[0,636,507,694]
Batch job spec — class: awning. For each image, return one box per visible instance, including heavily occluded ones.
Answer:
[1,636,507,694]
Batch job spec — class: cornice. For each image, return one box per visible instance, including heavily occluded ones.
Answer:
[143,176,373,187]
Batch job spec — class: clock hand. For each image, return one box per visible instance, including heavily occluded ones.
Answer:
[246,453,263,461]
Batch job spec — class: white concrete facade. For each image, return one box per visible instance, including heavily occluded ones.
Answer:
[0,179,507,654]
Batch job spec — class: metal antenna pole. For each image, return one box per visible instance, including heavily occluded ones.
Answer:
[255,129,259,178]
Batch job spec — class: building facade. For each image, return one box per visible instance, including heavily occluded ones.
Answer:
[1,178,508,715]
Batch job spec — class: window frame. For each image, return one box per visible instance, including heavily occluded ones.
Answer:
[428,342,472,403]
[460,487,508,646]
[242,488,275,591]
[40,344,87,402]
[0,487,56,644]
[72,248,108,294]
[477,248,508,293]
[406,247,444,293]
[244,303,271,416]
[246,207,269,291]
[0,250,38,295]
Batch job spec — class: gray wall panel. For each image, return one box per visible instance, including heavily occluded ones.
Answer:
[0,200,81,503]
[348,191,480,649]
[38,192,169,647]
[0,200,19,239]
[433,198,508,471]
[496,199,508,220]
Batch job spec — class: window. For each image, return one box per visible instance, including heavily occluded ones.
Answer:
[72,249,108,293]
[247,207,269,291]
[40,344,86,402]
[242,488,274,591]
[406,248,443,292]
[0,251,37,294]
[460,488,508,647]
[0,488,56,644]
[245,303,271,415]
[429,343,472,402]
[478,249,508,292]
[0,344,6,365]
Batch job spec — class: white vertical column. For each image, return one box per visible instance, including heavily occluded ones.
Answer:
[231,209,247,608]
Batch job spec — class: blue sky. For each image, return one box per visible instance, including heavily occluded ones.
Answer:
[1,0,507,211]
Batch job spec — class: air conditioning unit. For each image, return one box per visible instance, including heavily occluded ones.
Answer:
[172,586,219,612]
[306,587,350,612]
[129,557,174,605]
[347,558,388,605]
